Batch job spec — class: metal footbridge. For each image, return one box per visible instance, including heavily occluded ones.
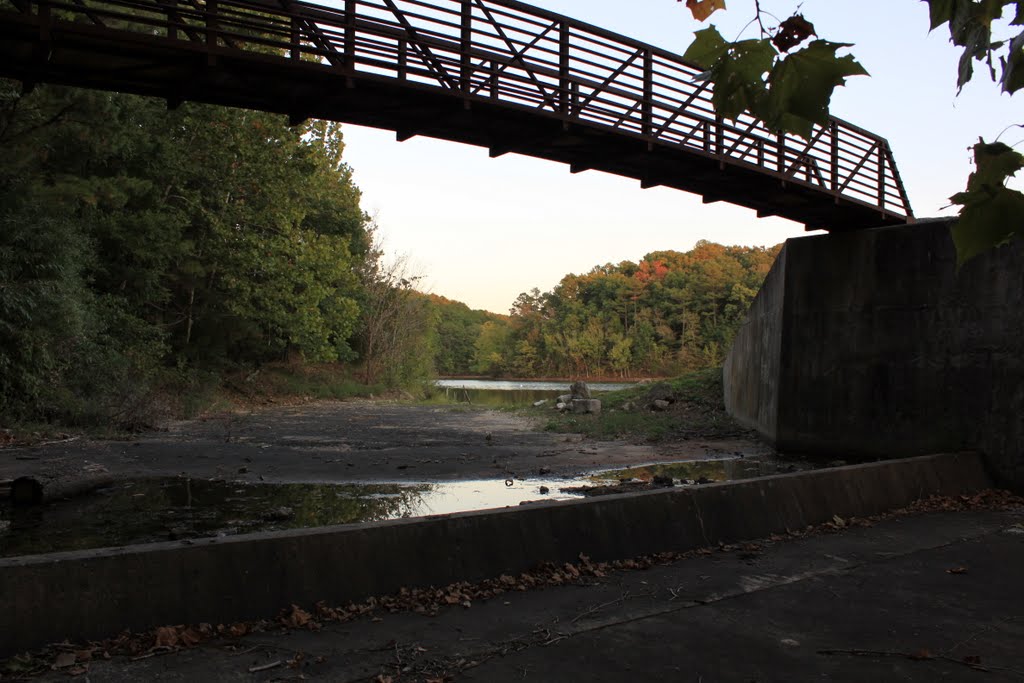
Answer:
[0,0,914,229]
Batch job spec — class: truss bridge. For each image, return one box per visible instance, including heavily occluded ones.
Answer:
[0,0,914,229]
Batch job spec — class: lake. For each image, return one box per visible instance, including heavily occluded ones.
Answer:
[433,378,637,407]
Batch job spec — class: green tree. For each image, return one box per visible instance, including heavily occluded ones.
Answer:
[0,80,373,424]
[474,321,512,375]
[481,242,780,379]
[429,296,499,375]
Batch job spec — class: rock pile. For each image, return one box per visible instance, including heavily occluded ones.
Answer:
[554,381,601,415]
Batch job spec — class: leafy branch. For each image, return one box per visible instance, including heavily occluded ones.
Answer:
[681,3,867,139]
[679,0,1024,263]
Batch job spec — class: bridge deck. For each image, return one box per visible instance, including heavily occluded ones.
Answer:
[0,0,913,230]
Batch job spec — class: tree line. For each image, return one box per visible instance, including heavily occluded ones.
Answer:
[429,242,780,379]
[0,80,780,429]
[0,81,437,427]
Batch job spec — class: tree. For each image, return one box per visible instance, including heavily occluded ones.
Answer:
[0,80,374,424]
[678,0,1024,263]
[429,295,499,376]
[473,242,780,379]
[473,321,511,375]
[355,239,435,386]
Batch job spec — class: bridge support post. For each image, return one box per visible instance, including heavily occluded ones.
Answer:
[558,21,570,116]
[204,0,217,54]
[161,0,176,41]
[460,0,472,94]
[289,11,300,61]
[642,49,653,137]
[344,0,356,71]
[723,219,1024,491]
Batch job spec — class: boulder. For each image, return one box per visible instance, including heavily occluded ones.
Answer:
[571,399,602,415]
[569,381,591,400]
[645,382,675,403]
[651,399,671,412]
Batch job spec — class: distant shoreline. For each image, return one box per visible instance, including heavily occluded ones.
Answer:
[436,375,660,384]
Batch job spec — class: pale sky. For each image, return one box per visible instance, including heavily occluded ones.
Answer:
[338,0,1022,313]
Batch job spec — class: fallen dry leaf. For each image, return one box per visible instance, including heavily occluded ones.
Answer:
[227,623,249,638]
[947,566,969,575]
[179,627,203,647]
[683,0,726,22]
[281,604,317,629]
[153,626,179,649]
[52,653,76,670]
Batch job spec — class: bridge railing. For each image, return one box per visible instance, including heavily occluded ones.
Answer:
[4,0,913,220]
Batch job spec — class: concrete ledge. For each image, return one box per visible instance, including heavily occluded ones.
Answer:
[0,452,991,656]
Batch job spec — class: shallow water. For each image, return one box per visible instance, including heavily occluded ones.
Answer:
[594,458,812,484]
[0,457,808,557]
[433,378,636,407]
[0,476,591,557]
[434,379,636,392]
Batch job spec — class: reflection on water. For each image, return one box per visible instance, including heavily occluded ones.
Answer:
[0,457,812,557]
[0,476,590,557]
[433,379,636,408]
[435,379,636,392]
[591,459,812,484]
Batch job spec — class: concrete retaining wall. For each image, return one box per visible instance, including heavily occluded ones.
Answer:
[724,219,1024,489]
[0,452,990,656]
[723,244,786,441]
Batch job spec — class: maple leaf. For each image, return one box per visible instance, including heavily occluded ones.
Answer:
[711,38,777,121]
[950,139,1024,265]
[682,0,727,23]
[772,14,816,53]
[683,25,729,69]
[762,40,868,138]
[1000,30,1024,93]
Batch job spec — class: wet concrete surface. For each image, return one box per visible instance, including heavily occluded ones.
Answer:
[0,401,773,487]
[25,508,1024,682]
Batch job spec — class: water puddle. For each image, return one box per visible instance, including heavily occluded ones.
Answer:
[0,476,590,558]
[0,457,810,557]
[590,458,812,485]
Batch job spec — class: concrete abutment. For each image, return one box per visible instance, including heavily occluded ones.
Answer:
[724,218,1024,489]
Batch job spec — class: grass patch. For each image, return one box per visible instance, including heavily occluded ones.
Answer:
[221,363,388,404]
[541,368,749,442]
[544,412,680,441]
